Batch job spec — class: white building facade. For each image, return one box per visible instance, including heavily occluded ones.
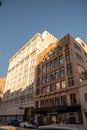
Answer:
[79,80,87,124]
[0,31,58,122]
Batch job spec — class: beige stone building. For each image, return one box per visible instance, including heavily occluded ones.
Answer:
[0,77,6,105]
[79,80,87,124]
[34,34,87,124]
[0,31,58,122]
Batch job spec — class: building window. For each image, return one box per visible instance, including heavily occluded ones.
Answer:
[42,86,50,93]
[58,46,62,53]
[46,74,50,83]
[60,67,64,78]
[84,52,87,57]
[67,64,72,75]
[66,52,70,62]
[50,84,56,91]
[78,64,85,74]
[85,93,87,102]
[68,77,74,87]
[56,82,60,90]
[70,94,77,105]
[55,97,60,106]
[36,88,40,95]
[36,101,39,108]
[50,98,54,107]
[73,42,81,52]
[61,80,66,89]
[54,58,59,67]
[50,61,54,70]
[45,99,49,107]
[37,78,40,86]
[46,63,50,72]
[42,65,46,73]
[40,100,44,108]
[54,48,58,56]
[42,76,46,84]
[76,53,83,62]
[59,56,64,65]
[50,72,55,81]
[61,95,67,106]
[55,70,59,79]
[37,67,40,76]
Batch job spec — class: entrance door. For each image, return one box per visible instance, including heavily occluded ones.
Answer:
[52,115,56,123]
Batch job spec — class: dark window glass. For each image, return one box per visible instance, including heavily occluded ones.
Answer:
[84,52,87,57]
[54,58,59,67]
[42,76,46,84]
[50,84,55,91]
[60,67,64,78]
[36,101,39,108]
[50,72,55,81]
[55,97,60,106]
[73,42,81,52]
[58,46,62,53]
[36,88,40,95]
[37,67,40,76]
[37,78,40,86]
[45,99,49,107]
[42,65,46,73]
[66,52,70,62]
[55,70,59,79]
[46,63,50,72]
[70,94,77,105]
[54,48,58,56]
[61,95,67,106]
[59,56,64,65]
[68,77,74,87]
[50,61,54,70]
[76,53,83,62]
[50,98,54,107]
[67,64,72,75]
[40,100,44,108]
[46,74,50,83]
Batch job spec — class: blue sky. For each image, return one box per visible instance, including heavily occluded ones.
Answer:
[0,0,87,77]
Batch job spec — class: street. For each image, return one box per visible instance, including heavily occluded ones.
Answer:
[0,124,87,130]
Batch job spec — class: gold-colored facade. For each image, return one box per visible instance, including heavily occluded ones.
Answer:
[34,34,87,124]
[0,77,6,99]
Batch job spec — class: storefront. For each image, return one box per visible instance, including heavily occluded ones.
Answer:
[33,105,83,125]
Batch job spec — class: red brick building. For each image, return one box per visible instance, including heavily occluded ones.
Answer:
[33,34,87,124]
